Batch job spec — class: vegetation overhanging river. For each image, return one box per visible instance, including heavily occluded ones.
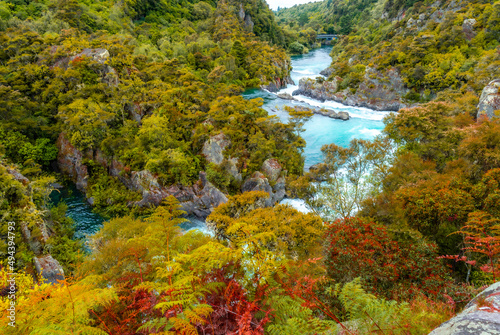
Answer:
[56,46,390,239]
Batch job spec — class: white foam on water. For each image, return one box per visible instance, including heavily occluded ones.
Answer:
[283,94,392,121]
[358,128,382,137]
[294,69,315,75]
[280,198,312,213]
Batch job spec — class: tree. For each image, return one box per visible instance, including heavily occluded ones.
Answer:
[308,136,393,219]
[324,217,449,300]
[58,98,116,151]
[443,211,500,283]
[207,191,324,260]
[231,40,248,68]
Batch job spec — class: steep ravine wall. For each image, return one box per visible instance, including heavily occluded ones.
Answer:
[56,133,286,219]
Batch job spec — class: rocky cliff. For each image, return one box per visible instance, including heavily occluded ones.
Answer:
[57,134,228,218]
[57,133,287,218]
[293,67,414,111]
[261,69,294,92]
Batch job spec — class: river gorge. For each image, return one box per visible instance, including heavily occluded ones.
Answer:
[57,46,392,238]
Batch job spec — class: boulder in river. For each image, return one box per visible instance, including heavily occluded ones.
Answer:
[277,93,296,100]
[288,105,350,120]
[320,67,334,77]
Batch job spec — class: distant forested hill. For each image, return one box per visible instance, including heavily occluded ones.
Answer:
[277,0,499,109]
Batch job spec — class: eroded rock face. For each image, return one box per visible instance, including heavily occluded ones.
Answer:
[56,134,88,191]
[320,67,334,77]
[293,67,413,111]
[429,281,500,334]
[477,79,500,120]
[133,171,228,218]
[261,75,295,92]
[238,4,254,31]
[34,255,65,285]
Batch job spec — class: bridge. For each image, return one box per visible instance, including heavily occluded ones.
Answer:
[316,34,341,41]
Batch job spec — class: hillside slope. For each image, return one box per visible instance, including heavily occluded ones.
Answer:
[0,0,301,218]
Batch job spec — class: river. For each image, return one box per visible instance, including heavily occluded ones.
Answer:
[56,46,389,237]
[242,46,389,169]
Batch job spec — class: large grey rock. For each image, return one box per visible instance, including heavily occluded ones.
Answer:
[320,67,334,77]
[429,282,500,334]
[202,133,230,165]
[242,172,285,207]
[238,4,254,31]
[477,79,500,120]
[261,158,282,183]
[226,157,242,182]
[125,103,146,124]
[34,255,65,284]
[272,177,286,203]
[277,93,296,100]
[462,18,477,40]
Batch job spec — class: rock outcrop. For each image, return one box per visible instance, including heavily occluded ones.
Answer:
[34,255,65,285]
[56,134,228,218]
[477,79,500,120]
[320,67,334,77]
[57,132,289,218]
[202,133,230,165]
[56,134,88,191]
[132,171,228,218]
[52,48,119,87]
[462,18,477,41]
[429,281,500,334]
[238,4,254,32]
[293,67,413,111]
[202,134,242,182]
[262,75,294,93]
[241,171,286,206]
[261,158,282,183]
[4,166,65,284]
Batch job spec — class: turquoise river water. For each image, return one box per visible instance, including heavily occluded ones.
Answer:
[56,46,390,237]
